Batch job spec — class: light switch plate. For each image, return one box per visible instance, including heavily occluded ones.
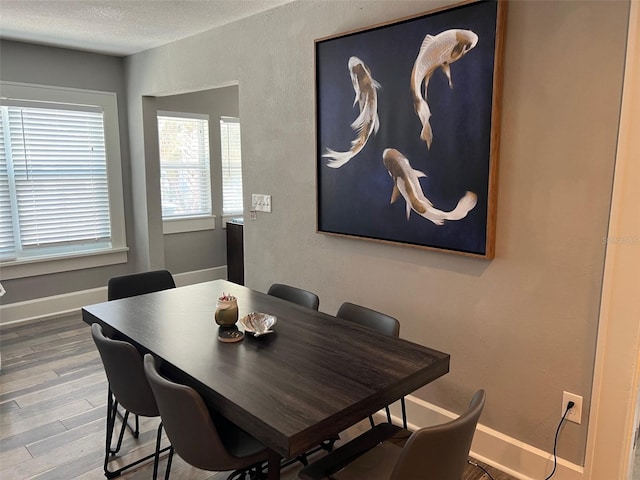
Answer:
[252,194,272,213]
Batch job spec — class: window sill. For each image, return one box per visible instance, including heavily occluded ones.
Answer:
[163,216,216,234]
[0,247,129,280]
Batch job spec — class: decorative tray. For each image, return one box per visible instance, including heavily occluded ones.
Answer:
[240,312,277,336]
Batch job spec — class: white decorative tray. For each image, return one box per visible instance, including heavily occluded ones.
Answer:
[240,312,277,336]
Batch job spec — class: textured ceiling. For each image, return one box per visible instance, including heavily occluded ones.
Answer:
[0,0,295,56]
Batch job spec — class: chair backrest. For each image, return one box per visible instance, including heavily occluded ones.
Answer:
[91,323,158,417]
[336,302,400,338]
[143,354,247,472]
[267,283,320,310]
[108,270,176,301]
[389,389,485,480]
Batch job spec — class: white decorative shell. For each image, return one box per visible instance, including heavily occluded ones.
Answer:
[240,312,277,335]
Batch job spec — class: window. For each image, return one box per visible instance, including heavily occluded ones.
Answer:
[157,112,212,222]
[220,117,243,218]
[0,82,126,279]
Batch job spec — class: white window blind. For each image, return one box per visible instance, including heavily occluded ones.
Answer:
[0,103,111,262]
[220,117,243,216]
[157,113,211,219]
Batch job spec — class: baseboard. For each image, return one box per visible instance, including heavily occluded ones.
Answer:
[0,266,227,329]
[386,396,584,480]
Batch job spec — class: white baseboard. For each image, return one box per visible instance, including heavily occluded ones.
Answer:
[0,266,227,329]
[386,395,584,480]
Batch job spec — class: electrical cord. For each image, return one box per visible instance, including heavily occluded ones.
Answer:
[467,459,496,480]
[468,401,574,480]
[544,401,574,480]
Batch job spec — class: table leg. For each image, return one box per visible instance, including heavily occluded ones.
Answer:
[267,450,282,480]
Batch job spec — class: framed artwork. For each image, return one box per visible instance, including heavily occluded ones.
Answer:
[315,0,506,258]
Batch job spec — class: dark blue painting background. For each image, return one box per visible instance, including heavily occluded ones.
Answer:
[316,1,498,255]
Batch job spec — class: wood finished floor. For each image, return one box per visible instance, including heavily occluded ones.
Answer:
[0,314,515,480]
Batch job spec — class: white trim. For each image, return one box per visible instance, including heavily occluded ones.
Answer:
[173,266,227,287]
[584,2,640,479]
[162,215,216,234]
[0,248,128,280]
[386,395,584,480]
[157,110,209,121]
[0,266,227,328]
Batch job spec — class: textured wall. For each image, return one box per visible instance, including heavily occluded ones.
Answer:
[0,41,135,302]
[0,0,628,465]
[125,1,629,464]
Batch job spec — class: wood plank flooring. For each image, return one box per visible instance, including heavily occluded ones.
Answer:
[0,315,515,480]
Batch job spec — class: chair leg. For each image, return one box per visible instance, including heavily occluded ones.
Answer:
[134,414,140,438]
[104,389,117,471]
[152,422,163,480]
[164,446,174,480]
[112,409,130,454]
[102,392,172,480]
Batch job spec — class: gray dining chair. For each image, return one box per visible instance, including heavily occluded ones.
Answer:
[267,283,320,310]
[107,269,176,301]
[298,389,485,480]
[91,323,170,479]
[143,354,270,480]
[104,269,176,443]
[336,302,406,428]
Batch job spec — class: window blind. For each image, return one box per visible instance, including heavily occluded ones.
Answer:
[220,117,243,216]
[157,113,211,219]
[0,104,110,261]
[0,113,16,259]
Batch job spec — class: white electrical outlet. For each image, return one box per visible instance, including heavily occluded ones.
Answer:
[251,194,272,213]
[562,391,583,424]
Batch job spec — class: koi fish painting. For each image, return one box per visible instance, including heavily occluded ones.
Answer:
[316,0,505,258]
[411,29,478,149]
[323,57,380,168]
[383,148,477,225]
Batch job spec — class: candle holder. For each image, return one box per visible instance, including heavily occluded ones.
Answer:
[215,294,238,327]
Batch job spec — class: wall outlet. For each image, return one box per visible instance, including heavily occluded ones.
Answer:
[562,391,583,424]
[252,194,272,213]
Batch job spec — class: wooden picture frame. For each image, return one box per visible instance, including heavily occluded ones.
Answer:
[315,0,506,258]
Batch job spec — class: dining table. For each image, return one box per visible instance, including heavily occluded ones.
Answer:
[82,279,450,480]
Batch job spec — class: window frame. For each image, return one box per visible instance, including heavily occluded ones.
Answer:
[0,82,127,280]
[157,110,216,234]
[220,116,244,224]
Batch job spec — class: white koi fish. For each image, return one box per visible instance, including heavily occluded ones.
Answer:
[382,148,477,225]
[411,29,478,149]
[324,56,381,168]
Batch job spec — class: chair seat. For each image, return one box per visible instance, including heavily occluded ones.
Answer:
[299,423,409,480]
[213,413,269,459]
[300,390,485,480]
[332,440,403,480]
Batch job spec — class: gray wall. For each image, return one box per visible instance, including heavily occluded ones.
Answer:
[0,41,136,303]
[124,0,629,465]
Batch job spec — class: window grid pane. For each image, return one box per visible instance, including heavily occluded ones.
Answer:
[220,117,243,216]
[0,105,111,258]
[0,115,16,259]
[158,115,211,219]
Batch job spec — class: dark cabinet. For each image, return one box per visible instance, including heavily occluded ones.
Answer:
[226,220,244,285]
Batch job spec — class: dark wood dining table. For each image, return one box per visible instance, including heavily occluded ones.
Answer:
[82,279,450,480]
